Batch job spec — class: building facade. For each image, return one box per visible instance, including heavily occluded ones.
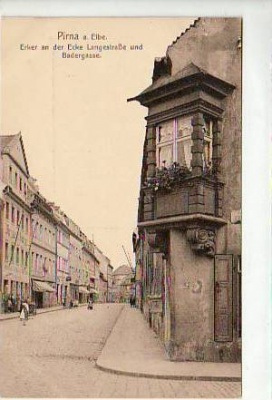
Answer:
[81,234,99,303]
[94,245,109,303]
[0,134,32,310]
[131,18,242,362]
[0,133,113,312]
[29,185,57,308]
[112,265,134,303]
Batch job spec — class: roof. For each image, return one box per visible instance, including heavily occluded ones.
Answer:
[0,132,30,175]
[0,135,16,149]
[128,62,235,105]
[113,265,133,276]
[127,63,235,106]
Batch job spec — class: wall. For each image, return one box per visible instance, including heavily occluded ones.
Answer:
[169,229,214,360]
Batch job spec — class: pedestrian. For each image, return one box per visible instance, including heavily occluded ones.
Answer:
[87,297,93,310]
[7,297,12,313]
[20,299,29,326]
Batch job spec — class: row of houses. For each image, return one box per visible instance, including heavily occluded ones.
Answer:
[0,133,113,311]
[131,18,242,363]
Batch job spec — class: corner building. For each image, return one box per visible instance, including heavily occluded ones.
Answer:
[130,18,241,362]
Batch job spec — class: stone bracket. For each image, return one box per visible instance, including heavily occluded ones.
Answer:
[186,227,216,257]
[146,231,168,255]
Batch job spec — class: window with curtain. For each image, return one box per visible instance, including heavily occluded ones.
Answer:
[156,115,213,170]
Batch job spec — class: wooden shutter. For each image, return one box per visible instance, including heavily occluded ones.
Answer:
[214,255,233,342]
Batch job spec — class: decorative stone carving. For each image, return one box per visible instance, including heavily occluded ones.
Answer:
[186,227,216,257]
[147,231,168,254]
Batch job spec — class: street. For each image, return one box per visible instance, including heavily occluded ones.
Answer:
[0,304,240,398]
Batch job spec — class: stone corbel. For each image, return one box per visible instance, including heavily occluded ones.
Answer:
[147,231,168,255]
[186,227,216,257]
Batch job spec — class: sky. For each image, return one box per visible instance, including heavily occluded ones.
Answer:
[1,17,196,268]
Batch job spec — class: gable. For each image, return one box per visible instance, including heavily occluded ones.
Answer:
[3,134,29,176]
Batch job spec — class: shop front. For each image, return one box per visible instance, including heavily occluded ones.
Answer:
[32,279,55,308]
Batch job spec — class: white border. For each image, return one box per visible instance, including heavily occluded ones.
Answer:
[1,1,271,400]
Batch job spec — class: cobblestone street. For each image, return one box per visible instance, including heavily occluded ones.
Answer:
[0,304,241,398]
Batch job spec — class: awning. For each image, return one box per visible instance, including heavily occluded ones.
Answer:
[32,280,55,293]
[78,286,89,294]
[89,288,98,294]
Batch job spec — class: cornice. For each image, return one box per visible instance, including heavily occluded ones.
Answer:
[4,186,32,213]
[138,213,227,230]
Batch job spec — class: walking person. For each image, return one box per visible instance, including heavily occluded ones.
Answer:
[20,299,29,326]
[7,297,12,313]
[87,296,93,310]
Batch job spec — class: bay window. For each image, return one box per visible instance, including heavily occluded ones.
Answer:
[156,115,213,170]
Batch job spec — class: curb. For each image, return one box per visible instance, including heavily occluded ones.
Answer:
[95,362,242,382]
[0,302,88,322]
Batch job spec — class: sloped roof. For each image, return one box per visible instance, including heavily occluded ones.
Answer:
[0,135,15,149]
[113,264,133,276]
[0,132,30,175]
[128,62,235,105]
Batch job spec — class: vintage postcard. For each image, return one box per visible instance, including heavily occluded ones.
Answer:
[0,9,269,399]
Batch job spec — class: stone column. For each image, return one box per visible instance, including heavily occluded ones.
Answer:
[191,113,204,176]
[212,120,222,177]
[146,125,156,178]
[143,125,156,221]
[212,120,223,217]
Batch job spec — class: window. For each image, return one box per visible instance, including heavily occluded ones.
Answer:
[21,249,24,266]
[17,210,20,226]
[25,252,29,268]
[203,119,213,169]
[15,172,18,189]
[156,115,213,169]
[6,202,9,220]
[9,166,12,183]
[24,183,27,196]
[11,207,15,224]
[11,245,15,263]
[16,248,19,264]
[5,243,9,262]
[19,177,22,191]
[40,225,43,240]
[21,214,24,230]
[25,217,28,233]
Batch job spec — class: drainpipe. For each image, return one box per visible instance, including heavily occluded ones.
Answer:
[164,256,168,342]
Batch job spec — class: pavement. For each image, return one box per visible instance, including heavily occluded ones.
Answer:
[96,305,242,382]
[0,301,242,383]
[0,303,85,321]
